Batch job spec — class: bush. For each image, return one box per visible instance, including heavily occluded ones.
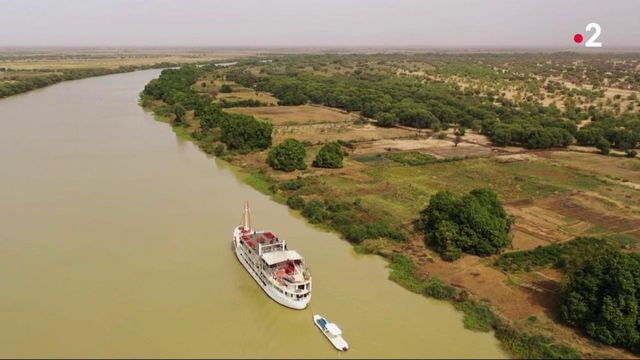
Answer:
[626,149,637,158]
[495,325,580,359]
[424,277,456,300]
[213,143,225,156]
[419,189,513,260]
[301,200,328,223]
[494,237,615,273]
[219,84,233,93]
[267,139,307,172]
[279,177,306,191]
[560,249,640,353]
[286,195,305,210]
[312,142,344,168]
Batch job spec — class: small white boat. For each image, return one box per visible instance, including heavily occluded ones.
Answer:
[313,314,349,351]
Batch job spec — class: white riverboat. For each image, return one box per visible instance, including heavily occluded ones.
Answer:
[232,201,312,309]
[313,315,349,351]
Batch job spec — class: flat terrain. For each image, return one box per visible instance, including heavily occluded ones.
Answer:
[0,48,254,69]
[228,105,356,125]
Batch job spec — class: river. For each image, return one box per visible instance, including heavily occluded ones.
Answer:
[0,69,506,358]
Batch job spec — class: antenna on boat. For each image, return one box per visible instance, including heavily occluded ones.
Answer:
[241,201,251,229]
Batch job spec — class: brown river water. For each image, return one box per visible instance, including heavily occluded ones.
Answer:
[0,70,506,358]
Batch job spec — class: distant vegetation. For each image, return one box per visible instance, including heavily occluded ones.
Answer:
[222,54,639,152]
[0,63,180,99]
[419,189,513,260]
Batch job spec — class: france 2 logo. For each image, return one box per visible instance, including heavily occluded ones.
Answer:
[573,23,602,48]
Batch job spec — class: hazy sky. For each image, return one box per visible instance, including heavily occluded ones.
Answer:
[1,0,638,48]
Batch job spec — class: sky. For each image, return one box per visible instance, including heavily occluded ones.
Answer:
[0,0,638,48]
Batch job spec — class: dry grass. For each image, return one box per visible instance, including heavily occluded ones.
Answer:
[218,91,279,105]
[273,123,415,144]
[227,104,356,125]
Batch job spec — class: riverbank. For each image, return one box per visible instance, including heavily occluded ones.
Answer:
[0,63,188,99]
[139,97,587,359]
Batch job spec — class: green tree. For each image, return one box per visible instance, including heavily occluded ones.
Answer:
[312,142,344,168]
[267,139,307,172]
[491,127,512,147]
[560,250,640,353]
[173,104,186,124]
[576,127,604,146]
[375,112,399,127]
[219,84,233,93]
[596,138,611,155]
[419,189,513,261]
[220,114,272,153]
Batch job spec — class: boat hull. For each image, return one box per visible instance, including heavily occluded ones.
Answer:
[233,231,310,310]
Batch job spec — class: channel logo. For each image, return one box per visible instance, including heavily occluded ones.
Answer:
[573,23,602,47]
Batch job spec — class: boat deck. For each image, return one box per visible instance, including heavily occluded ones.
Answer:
[238,228,282,251]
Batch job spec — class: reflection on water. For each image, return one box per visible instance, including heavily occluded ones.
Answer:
[0,70,505,358]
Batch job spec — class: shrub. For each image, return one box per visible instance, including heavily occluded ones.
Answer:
[267,139,307,172]
[419,189,513,260]
[626,149,637,158]
[213,143,225,156]
[424,277,456,300]
[219,84,233,93]
[301,200,328,223]
[494,237,615,273]
[312,142,344,168]
[279,177,306,191]
[286,195,305,210]
[495,325,580,359]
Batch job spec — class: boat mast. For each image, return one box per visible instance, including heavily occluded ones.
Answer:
[241,201,251,229]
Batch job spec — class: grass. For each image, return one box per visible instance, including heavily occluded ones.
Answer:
[388,254,425,293]
[383,151,437,165]
[454,299,499,332]
[240,170,276,196]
